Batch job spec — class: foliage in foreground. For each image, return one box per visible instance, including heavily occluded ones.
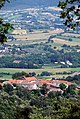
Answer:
[58,0,80,29]
[0,83,80,119]
[0,0,14,43]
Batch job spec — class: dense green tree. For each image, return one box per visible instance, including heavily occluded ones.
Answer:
[59,83,67,90]
[29,72,36,76]
[12,72,30,79]
[29,106,50,119]
[48,91,57,98]
[66,84,77,95]
[3,83,14,94]
[16,105,32,119]
[40,84,49,95]
[40,71,53,76]
[58,0,80,29]
[0,0,14,43]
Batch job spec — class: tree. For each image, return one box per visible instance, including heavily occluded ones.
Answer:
[40,71,53,76]
[66,84,77,95]
[12,72,30,79]
[40,84,49,95]
[59,83,67,90]
[3,83,14,94]
[48,91,57,98]
[58,0,80,29]
[0,0,14,43]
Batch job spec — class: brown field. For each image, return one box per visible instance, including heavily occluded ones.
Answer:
[62,33,80,37]
[52,38,80,46]
[12,29,27,35]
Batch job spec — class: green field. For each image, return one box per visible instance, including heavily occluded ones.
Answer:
[0,67,80,80]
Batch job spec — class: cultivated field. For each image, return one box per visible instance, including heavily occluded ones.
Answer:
[52,38,80,46]
[13,29,64,41]
[10,29,80,47]
[0,67,80,80]
[57,36,80,42]
[12,29,27,35]
[62,33,80,38]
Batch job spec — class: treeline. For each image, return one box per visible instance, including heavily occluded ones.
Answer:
[66,74,80,83]
[0,51,80,68]
[12,71,52,79]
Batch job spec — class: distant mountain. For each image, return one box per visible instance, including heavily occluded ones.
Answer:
[3,0,60,10]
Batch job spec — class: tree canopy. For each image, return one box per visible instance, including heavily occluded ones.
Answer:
[0,0,14,43]
[58,0,80,29]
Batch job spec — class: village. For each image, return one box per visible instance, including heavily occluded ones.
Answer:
[0,75,80,95]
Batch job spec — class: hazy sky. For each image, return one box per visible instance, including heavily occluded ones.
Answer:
[3,0,60,10]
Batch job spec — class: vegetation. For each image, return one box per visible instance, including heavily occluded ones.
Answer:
[0,43,80,69]
[0,67,80,80]
[39,71,53,76]
[66,74,80,83]
[0,0,14,43]
[0,0,80,118]
[59,83,67,90]
[58,0,80,29]
[0,82,80,119]
[12,72,30,79]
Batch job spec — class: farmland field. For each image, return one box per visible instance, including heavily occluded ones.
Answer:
[1,29,80,80]
[56,36,80,42]
[52,38,80,46]
[62,33,80,37]
[0,67,80,80]
[13,29,64,41]
[10,29,80,47]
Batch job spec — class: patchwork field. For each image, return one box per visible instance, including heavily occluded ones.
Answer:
[10,29,80,47]
[13,29,64,41]
[2,29,80,80]
[57,36,80,42]
[0,67,80,80]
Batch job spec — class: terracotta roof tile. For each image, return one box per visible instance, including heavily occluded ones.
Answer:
[9,79,23,84]
[24,77,37,82]
[38,79,50,84]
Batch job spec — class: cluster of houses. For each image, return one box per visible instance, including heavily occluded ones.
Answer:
[0,76,73,93]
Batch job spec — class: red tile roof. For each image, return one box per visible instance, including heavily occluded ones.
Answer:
[9,79,23,84]
[38,79,49,83]
[24,77,37,82]
[8,77,37,84]
[4,77,72,91]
